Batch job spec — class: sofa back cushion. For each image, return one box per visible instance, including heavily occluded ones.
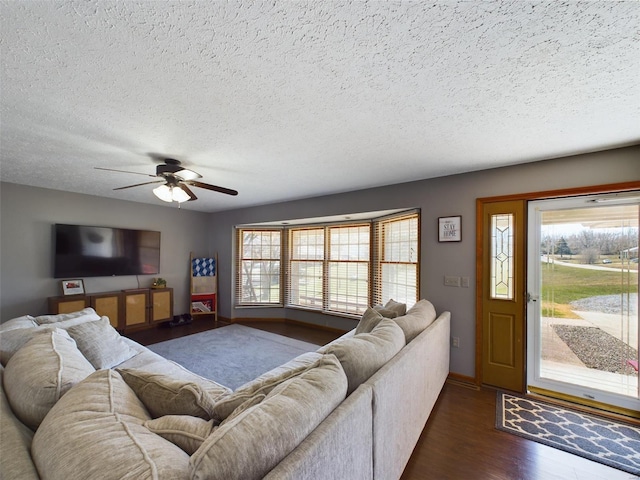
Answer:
[32,369,189,480]
[0,366,40,479]
[34,307,100,325]
[318,318,405,394]
[393,299,437,343]
[189,354,347,480]
[4,329,95,430]
[212,351,323,420]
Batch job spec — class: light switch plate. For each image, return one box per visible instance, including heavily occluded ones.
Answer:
[444,276,460,287]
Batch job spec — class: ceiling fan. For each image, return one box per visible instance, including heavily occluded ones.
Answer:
[95,158,238,203]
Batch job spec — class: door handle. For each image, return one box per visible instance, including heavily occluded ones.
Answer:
[527,292,539,302]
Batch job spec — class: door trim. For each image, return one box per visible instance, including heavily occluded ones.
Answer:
[475,181,640,386]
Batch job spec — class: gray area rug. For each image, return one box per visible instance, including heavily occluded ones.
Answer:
[147,324,319,389]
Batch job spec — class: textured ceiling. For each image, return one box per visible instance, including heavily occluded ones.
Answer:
[1,0,639,213]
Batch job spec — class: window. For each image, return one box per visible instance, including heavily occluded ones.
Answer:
[236,210,420,316]
[235,229,282,306]
[374,213,419,308]
[289,228,324,309]
[328,224,370,314]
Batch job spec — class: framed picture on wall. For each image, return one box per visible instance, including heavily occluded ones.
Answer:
[61,279,85,296]
[438,216,462,242]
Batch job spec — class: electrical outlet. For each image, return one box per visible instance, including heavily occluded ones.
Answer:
[444,275,461,287]
[452,337,460,348]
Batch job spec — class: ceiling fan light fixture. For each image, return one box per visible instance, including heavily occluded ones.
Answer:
[153,184,173,202]
[171,185,191,203]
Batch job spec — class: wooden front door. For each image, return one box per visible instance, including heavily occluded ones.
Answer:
[479,199,526,392]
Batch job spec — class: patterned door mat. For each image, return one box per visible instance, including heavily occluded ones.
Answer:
[496,392,640,476]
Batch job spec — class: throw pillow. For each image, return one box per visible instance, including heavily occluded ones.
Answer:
[319,318,405,394]
[118,367,224,419]
[354,307,385,335]
[34,307,100,325]
[66,316,135,369]
[373,306,399,318]
[189,354,347,480]
[4,329,95,430]
[393,299,437,343]
[144,415,217,455]
[383,299,407,316]
[211,351,323,420]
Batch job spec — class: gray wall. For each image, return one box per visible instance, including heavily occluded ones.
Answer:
[208,145,640,378]
[0,183,212,319]
[1,146,638,379]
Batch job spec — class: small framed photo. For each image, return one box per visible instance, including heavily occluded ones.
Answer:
[61,279,85,295]
[438,216,462,242]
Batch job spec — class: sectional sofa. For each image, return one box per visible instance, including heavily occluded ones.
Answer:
[0,299,450,480]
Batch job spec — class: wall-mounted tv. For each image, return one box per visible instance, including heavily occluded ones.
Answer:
[54,224,161,278]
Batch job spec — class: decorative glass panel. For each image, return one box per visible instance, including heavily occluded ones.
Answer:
[491,214,514,300]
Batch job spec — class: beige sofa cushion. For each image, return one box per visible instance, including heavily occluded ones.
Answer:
[66,316,135,369]
[32,369,189,480]
[145,415,217,455]
[393,299,437,342]
[319,318,405,394]
[118,367,228,419]
[190,354,347,480]
[4,329,95,430]
[0,366,40,479]
[34,307,100,325]
[0,312,109,366]
[0,315,37,332]
[212,351,323,420]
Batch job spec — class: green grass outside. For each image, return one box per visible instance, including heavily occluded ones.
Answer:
[541,262,638,318]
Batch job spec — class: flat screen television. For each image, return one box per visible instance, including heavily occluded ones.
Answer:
[54,224,161,278]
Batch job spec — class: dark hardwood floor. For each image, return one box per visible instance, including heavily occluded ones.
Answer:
[126,319,637,480]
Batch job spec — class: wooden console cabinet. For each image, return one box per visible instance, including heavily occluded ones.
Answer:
[48,287,173,332]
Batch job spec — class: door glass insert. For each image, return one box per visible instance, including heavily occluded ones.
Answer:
[491,213,514,300]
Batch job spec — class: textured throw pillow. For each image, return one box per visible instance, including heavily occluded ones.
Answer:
[354,307,385,335]
[189,354,347,480]
[4,329,95,430]
[393,299,437,343]
[34,307,100,325]
[66,316,135,369]
[211,351,324,420]
[118,367,226,419]
[0,315,38,332]
[319,318,405,394]
[144,415,217,455]
[383,299,406,316]
[373,306,399,318]
[32,369,189,479]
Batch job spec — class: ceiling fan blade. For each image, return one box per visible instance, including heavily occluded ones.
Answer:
[95,167,156,178]
[114,180,164,191]
[179,183,198,201]
[186,180,238,196]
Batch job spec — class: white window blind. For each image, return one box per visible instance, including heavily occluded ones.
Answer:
[235,228,282,306]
